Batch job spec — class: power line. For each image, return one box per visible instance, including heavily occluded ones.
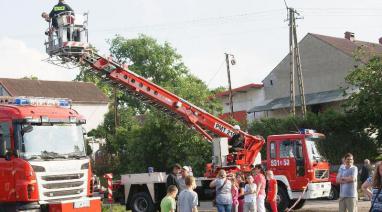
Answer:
[207,59,226,87]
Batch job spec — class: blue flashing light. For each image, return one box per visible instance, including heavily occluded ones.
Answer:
[58,99,70,107]
[299,128,317,134]
[15,98,30,105]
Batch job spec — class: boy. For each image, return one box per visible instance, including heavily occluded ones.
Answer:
[178,176,199,212]
[161,185,178,212]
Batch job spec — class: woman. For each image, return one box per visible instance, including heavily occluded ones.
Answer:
[266,170,278,212]
[244,175,257,212]
[362,162,382,212]
[237,173,245,212]
[231,173,239,212]
[210,170,233,212]
[253,165,266,212]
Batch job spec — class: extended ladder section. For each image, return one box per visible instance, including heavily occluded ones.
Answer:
[43,13,264,173]
[80,52,264,169]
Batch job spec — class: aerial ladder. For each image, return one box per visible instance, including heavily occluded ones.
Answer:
[43,12,264,177]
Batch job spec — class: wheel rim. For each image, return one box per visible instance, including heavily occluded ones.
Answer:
[134,197,149,211]
[328,189,334,199]
[276,194,282,205]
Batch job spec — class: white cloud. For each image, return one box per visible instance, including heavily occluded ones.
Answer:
[0,37,79,81]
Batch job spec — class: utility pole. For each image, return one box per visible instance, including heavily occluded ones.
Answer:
[113,87,118,134]
[224,53,236,118]
[287,7,307,118]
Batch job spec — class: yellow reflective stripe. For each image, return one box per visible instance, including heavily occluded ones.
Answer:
[54,6,66,11]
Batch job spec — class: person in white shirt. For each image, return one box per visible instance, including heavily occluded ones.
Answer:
[244,175,257,212]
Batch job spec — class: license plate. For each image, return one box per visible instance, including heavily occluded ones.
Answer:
[73,200,90,208]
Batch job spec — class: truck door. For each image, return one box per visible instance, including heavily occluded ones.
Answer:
[0,121,15,201]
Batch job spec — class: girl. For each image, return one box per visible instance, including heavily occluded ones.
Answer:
[244,175,257,212]
[361,162,382,212]
[266,170,278,212]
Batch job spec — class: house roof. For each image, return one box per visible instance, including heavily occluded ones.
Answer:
[215,83,263,98]
[248,89,355,113]
[0,78,109,104]
[310,33,382,63]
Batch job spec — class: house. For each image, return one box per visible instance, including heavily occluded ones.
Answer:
[0,78,109,132]
[247,32,382,118]
[215,83,264,123]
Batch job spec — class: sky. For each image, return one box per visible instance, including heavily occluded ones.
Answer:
[0,0,382,89]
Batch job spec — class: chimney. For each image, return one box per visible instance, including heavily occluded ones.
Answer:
[344,31,355,42]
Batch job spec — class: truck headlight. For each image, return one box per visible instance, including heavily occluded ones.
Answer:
[81,162,89,170]
[31,165,46,172]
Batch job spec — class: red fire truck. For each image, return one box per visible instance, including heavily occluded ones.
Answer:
[41,12,330,211]
[0,97,101,211]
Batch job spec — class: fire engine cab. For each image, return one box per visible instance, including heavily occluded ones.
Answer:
[0,97,101,211]
[267,129,331,210]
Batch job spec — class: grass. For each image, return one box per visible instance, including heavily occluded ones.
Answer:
[101,204,128,212]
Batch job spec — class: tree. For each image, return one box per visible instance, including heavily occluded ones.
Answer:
[78,34,222,176]
[345,56,382,146]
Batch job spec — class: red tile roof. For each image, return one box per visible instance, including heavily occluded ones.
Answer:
[310,33,382,63]
[0,78,109,104]
[215,83,263,98]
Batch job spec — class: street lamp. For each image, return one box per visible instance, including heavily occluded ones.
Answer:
[224,53,236,118]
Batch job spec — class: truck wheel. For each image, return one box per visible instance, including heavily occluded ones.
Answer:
[277,186,290,212]
[328,185,339,200]
[289,199,306,210]
[130,192,155,212]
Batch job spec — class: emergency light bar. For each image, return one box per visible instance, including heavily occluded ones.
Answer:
[0,96,71,108]
[299,128,317,134]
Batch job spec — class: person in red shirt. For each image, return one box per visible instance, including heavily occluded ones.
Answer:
[253,164,266,212]
[266,170,278,212]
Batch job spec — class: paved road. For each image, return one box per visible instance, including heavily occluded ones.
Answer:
[198,199,371,212]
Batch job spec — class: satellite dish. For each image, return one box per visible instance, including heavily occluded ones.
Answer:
[230,57,236,65]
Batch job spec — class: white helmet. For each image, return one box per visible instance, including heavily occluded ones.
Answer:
[233,125,241,130]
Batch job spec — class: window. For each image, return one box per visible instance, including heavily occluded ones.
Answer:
[0,122,11,157]
[270,80,273,86]
[280,140,295,158]
[270,142,276,159]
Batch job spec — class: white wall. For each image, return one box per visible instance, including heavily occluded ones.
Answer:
[262,34,360,101]
[220,88,265,113]
[71,103,109,132]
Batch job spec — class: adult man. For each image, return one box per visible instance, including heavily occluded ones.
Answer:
[44,0,74,29]
[178,166,190,192]
[166,163,181,189]
[229,125,244,153]
[336,153,358,212]
[359,159,373,184]
[178,176,198,212]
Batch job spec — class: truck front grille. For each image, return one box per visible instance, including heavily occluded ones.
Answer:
[38,172,87,200]
[42,181,84,189]
[44,189,83,197]
[42,174,84,181]
[315,169,329,179]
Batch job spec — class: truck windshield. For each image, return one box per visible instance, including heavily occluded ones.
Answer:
[305,139,324,162]
[20,124,86,160]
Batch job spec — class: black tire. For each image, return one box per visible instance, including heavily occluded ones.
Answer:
[289,199,306,210]
[130,192,155,212]
[327,185,339,200]
[277,186,290,212]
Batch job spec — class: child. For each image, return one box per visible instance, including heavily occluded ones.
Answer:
[160,185,178,212]
[178,176,199,212]
[244,175,257,212]
[266,170,278,212]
